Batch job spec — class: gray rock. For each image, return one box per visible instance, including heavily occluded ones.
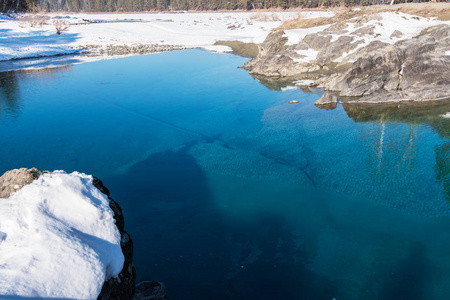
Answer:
[390,30,404,39]
[351,25,376,37]
[314,91,338,110]
[0,168,48,198]
[244,18,450,104]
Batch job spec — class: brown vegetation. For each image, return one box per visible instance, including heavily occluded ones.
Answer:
[278,3,450,30]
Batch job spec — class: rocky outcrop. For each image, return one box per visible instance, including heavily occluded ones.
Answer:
[244,16,450,104]
[0,168,136,299]
[324,25,450,103]
[314,91,338,110]
[95,177,136,300]
[0,167,48,198]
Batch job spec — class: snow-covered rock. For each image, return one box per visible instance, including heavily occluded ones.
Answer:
[0,168,135,299]
[244,12,450,103]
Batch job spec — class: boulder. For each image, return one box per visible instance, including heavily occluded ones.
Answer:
[0,167,48,198]
[0,168,136,299]
[314,91,338,110]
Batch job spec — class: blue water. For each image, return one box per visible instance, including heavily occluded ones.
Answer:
[1,50,449,300]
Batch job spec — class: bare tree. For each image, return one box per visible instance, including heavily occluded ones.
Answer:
[53,17,70,35]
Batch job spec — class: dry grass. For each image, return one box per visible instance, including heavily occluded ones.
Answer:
[19,15,49,28]
[249,12,283,22]
[278,3,450,30]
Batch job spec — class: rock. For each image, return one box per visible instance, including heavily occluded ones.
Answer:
[390,30,404,38]
[0,168,136,299]
[133,281,168,300]
[288,100,299,104]
[0,167,48,198]
[244,15,450,104]
[315,91,338,110]
[95,177,136,300]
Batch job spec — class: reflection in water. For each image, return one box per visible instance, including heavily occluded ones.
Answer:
[0,71,20,118]
[0,65,73,120]
[343,101,450,199]
[18,65,73,81]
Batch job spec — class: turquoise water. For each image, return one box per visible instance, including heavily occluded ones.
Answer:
[0,50,449,300]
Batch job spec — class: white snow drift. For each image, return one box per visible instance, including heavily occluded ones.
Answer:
[0,171,124,299]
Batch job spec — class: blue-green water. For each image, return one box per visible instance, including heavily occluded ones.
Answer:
[0,50,449,300]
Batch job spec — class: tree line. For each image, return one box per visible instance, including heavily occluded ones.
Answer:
[0,0,439,14]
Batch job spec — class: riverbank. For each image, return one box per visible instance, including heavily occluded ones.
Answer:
[243,3,450,104]
[0,10,333,67]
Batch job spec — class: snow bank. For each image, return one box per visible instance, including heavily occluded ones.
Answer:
[0,171,124,299]
[0,11,333,62]
[284,11,450,63]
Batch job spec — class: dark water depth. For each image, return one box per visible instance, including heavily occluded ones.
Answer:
[0,50,449,300]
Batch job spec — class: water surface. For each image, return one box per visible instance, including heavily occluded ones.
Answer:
[0,50,449,300]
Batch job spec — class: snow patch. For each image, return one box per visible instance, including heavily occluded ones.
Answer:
[294,48,320,63]
[0,171,124,299]
[294,79,315,86]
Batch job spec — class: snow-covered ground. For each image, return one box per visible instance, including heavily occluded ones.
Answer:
[0,171,124,299]
[0,11,334,62]
[284,11,450,64]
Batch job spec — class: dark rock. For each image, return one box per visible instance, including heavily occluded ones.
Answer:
[133,281,168,300]
[95,177,136,300]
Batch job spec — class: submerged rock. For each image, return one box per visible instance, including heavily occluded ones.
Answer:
[133,281,168,300]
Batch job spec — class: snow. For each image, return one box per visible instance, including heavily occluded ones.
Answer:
[446,50,450,56]
[284,25,330,45]
[0,11,332,62]
[0,171,124,299]
[284,11,450,63]
[294,48,320,63]
[294,79,315,86]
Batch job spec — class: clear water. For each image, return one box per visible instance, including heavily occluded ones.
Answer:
[0,50,449,300]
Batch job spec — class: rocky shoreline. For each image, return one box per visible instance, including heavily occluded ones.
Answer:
[82,43,186,57]
[242,12,450,106]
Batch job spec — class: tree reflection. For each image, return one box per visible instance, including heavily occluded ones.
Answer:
[0,65,73,120]
[342,101,450,200]
[0,71,20,118]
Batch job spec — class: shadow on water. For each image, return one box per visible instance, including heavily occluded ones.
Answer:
[380,242,431,300]
[104,141,337,300]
